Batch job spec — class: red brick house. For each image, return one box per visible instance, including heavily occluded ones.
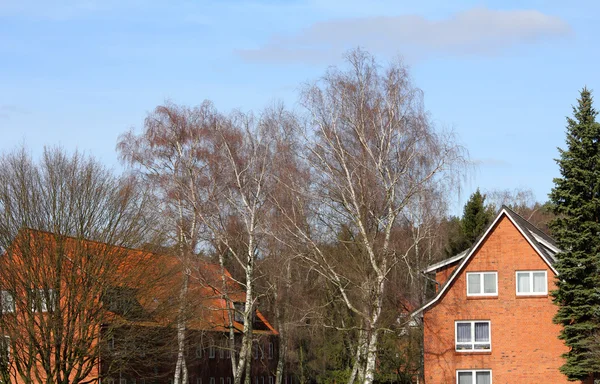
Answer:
[415,206,586,384]
[0,229,278,384]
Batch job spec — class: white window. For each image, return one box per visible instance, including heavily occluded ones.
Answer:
[268,377,274,384]
[219,347,224,359]
[227,378,231,384]
[456,369,492,384]
[466,272,497,296]
[455,321,491,352]
[516,271,547,295]
[220,378,224,384]
[31,288,56,312]
[1,336,9,360]
[197,379,202,384]
[209,346,215,359]
[210,378,215,384]
[1,290,14,314]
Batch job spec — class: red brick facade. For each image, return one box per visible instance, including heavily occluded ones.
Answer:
[422,214,583,384]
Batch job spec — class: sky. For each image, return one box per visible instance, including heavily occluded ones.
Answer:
[1,0,599,215]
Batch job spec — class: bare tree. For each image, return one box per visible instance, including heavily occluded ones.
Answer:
[0,147,152,384]
[118,102,217,384]
[274,49,465,384]
[196,105,299,384]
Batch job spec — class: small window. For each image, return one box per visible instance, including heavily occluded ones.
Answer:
[209,346,215,359]
[196,345,203,358]
[516,271,547,295]
[227,378,231,384]
[455,321,491,352]
[220,378,224,384]
[268,377,274,384]
[197,379,202,384]
[1,336,9,360]
[30,288,56,312]
[456,369,491,384]
[466,272,497,296]
[268,342,274,359]
[219,347,225,359]
[226,347,231,359]
[210,378,215,384]
[234,303,245,323]
[1,290,14,314]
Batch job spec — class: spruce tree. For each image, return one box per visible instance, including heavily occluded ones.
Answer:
[550,87,600,381]
[445,189,494,256]
[461,189,494,245]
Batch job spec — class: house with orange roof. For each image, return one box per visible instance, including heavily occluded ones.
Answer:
[0,229,278,384]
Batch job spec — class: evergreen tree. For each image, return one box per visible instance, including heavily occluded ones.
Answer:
[461,189,494,245]
[550,88,600,381]
[446,189,494,256]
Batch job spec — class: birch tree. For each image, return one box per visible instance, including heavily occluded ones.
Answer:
[276,49,465,384]
[198,105,298,384]
[118,102,217,384]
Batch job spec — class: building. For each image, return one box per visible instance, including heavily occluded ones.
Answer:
[0,229,278,384]
[415,206,588,384]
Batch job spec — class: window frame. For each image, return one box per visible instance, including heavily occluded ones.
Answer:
[455,320,491,352]
[30,288,56,313]
[456,369,492,384]
[1,335,9,360]
[515,270,547,296]
[0,290,14,314]
[209,346,216,359]
[466,272,498,297]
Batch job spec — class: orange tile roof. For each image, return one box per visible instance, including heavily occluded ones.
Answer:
[4,228,277,335]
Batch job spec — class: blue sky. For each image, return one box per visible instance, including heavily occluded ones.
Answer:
[1,0,599,214]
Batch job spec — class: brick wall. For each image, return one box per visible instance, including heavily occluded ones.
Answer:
[423,215,580,384]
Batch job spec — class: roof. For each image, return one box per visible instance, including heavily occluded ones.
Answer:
[5,228,277,335]
[413,205,561,316]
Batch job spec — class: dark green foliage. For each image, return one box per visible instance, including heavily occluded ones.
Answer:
[550,88,600,381]
[445,189,494,256]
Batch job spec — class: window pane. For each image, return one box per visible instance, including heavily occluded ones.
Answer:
[517,272,530,293]
[468,274,481,294]
[458,372,473,384]
[476,371,491,384]
[483,274,496,294]
[533,272,546,293]
[457,323,472,343]
[474,322,489,342]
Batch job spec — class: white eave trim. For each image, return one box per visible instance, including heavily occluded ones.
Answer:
[531,232,561,255]
[422,250,468,274]
[412,208,559,317]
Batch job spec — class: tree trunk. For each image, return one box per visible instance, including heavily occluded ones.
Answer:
[174,271,189,384]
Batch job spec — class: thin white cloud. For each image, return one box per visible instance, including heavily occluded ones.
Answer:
[237,7,572,63]
[0,105,28,120]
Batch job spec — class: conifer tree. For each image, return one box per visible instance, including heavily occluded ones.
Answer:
[446,189,493,255]
[461,189,494,245]
[550,88,600,381]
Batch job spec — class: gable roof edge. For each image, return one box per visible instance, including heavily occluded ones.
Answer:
[412,207,559,317]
